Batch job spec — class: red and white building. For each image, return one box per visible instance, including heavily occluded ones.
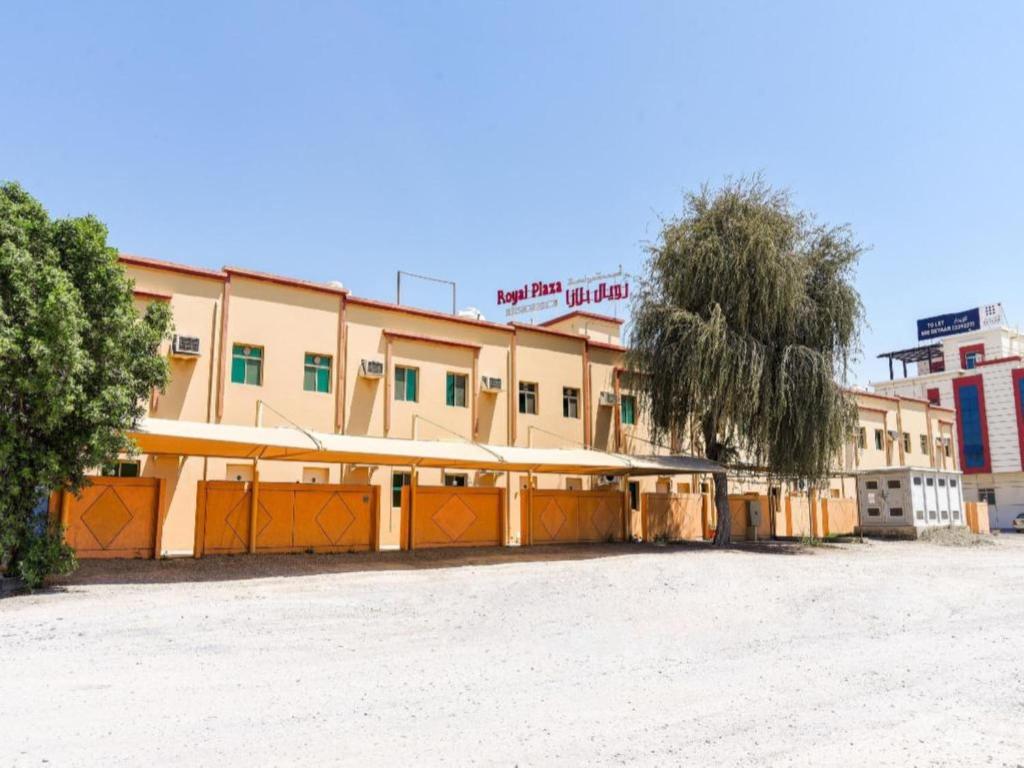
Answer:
[873,305,1024,530]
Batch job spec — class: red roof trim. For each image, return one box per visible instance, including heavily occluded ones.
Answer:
[347,296,514,333]
[587,339,626,352]
[847,389,900,402]
[119,253,226,281]
[540,310,624,327]
[133,289,173,301]
[511,322,587,342]
[224,266,348,296]
[893,395,932,406]
[383,329,481,351]
[858,405,890,416]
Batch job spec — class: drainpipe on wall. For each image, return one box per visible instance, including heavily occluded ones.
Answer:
[215,275,231,423]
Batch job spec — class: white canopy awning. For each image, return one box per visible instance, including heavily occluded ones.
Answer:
[130,418,721,476]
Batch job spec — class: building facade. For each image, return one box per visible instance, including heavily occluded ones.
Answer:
[120,254,674,555]
[93,254,972,557]
[873,321,1024,529]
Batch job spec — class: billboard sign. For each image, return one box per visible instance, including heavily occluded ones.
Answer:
[916,303,1004,341]
[495,267,632,320]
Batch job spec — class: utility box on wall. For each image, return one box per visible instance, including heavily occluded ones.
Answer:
[747,499,762,527]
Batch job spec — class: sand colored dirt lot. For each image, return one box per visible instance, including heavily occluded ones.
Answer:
[3,537,1023,767]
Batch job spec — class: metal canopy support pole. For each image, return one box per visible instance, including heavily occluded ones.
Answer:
[621,476,630,541]
[408,467,418,551]
[248,466,260,554]
[525,470,534,546]
[503,471,511,546]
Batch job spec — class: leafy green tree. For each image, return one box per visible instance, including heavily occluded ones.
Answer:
[628,178,863,544]
[0,183,171,586]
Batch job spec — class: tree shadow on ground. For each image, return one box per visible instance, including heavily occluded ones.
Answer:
[39,539,813,589]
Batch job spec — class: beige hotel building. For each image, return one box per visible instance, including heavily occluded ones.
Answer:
[58,254,964,559]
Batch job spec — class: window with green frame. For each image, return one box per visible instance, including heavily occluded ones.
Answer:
[231,344,263,386]
[446,372,467,407]
[621,394,636,425]
[391,472,410,507]
[304,353,332,393]
[395,366,418,402]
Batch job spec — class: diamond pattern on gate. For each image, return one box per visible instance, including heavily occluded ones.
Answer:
[589,498,615,538]
[316,494,358,544]
[256,501,275,538]
[432,495,477,541]
[224,495,250,547]
[539,499,567,538]
[80,487,134,549]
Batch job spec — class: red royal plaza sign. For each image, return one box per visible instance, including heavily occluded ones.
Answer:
[496,269,631,317]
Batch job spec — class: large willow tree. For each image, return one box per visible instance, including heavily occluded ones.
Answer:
[628,178,863,544]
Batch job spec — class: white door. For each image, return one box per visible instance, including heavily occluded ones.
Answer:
[936,477,951,524]
[948,477,963,524]
[883,477,909,525]
[910,476,926,526]
[924,477,939,525]
[861,478,884,525]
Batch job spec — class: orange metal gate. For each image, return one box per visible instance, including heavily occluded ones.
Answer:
[401,485,505,549]
[641,492,705,541]
[58,477,164,559]
[195,481,379,557]
[523,489,625,545]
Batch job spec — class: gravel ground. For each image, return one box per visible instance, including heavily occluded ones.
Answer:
[3,536,1023,767]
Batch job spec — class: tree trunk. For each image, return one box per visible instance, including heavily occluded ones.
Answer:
[711,470,730,545]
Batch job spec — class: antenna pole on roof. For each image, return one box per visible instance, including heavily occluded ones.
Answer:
[396,270,457,314]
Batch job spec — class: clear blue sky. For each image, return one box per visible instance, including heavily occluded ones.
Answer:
[2,1,1021,384]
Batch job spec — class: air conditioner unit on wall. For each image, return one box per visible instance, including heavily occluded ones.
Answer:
[480,376,503,392]
[359,359,384,378]
[598,391,616,407]
[171,334,201,357]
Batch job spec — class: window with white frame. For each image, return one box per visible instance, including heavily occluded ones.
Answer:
[395,366,418,402]
[102,461,140,478]
[562,387,579,419]
[519,382,538,415]
[445,372,467,408]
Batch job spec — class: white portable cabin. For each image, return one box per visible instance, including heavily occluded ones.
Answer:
[856,467,965,536]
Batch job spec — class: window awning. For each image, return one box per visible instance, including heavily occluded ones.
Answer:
[129,418,721,476]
